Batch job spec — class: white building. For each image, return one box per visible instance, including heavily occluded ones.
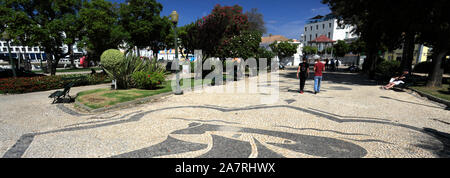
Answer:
[302,14,357,46]
[0,40,86,64]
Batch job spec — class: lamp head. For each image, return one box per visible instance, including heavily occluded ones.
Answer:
[170,11,179,24]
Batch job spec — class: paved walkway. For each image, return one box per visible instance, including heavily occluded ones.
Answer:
[0,67,449,158]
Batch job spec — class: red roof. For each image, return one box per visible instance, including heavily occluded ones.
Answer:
[310,35,335,43]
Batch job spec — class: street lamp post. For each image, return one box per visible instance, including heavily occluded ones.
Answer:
[170,10,183,95]
[2,31,17,77]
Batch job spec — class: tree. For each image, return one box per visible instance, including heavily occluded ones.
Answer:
[322,0,398,79]
[333,40,349,57]
[219,30,262,60]
[62,12,84,68]
[79,0,127,63]
[245,8,267,34]
[302,46,318,56]
[256,47,275,60]
[179,4,249,61]
[349,39,366,66]
[269,41,298,61]
[0,1,32,76]
[322,0,435,78]
[417,0,450,87]
[5,0,85,75]
[119,0,171,58]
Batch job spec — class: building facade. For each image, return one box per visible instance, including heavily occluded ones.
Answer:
[0,40,85,64]
[302,14,357,46]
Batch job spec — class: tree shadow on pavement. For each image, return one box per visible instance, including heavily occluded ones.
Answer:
[417,128,450,158]
[379,96,446,110]
[280,69,377,86]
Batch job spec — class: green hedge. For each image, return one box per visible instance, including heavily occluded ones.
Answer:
[131,71,165,90]
[0,73,111,94]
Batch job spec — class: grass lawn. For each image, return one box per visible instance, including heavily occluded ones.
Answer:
[76,76,224,109]
[410,76,450,101]
[411,84,450,101]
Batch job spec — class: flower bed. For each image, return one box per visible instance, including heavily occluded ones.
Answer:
[0,73,111,94]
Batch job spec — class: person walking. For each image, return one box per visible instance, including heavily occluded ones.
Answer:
[336,59,340,71]
[297,57,310,94]
[330,58,335,71]
[313,58,325,94]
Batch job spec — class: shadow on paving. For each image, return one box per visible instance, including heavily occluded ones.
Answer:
[280,68,377,86]
[416,128,450,158]
[379,96,446,110]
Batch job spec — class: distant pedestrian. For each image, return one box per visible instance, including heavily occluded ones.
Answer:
[336,59,340,71]
[325,58,329,70]
[330,59,335,71]
[297,57,310,94]
[313,58,325,94]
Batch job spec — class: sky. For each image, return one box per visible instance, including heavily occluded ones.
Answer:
[108,0,331,39]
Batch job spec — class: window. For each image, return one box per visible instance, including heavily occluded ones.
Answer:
[28,47,32,51]
[22,48,25,52]
[15,48,19,52]
[305,27,307,32]
[3,48,6,51]
[329,23,332,28]
[323,24,325,29]
[315,34,318,38]
[310,26,312,31]
[34,48,38,51]
[316,25,318,30]
[328,32,331,38]
[310,35,312,41]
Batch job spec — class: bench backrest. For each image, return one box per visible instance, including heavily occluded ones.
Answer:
[63,82,74,93]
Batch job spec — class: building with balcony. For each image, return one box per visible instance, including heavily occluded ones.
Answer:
[302,14,358,47]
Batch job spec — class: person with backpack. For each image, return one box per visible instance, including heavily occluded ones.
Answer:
[297,57,310,94]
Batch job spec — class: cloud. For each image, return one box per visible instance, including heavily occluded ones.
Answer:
[311,7,331,15]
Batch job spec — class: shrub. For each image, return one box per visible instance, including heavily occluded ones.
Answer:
[375,59,401,82]
[131,71,165,90]
[100,49,124,69]
[101,53,147,89]
[100,49,167,89]
[0,73,110,94]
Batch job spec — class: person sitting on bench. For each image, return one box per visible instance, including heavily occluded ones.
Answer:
[382,71,409,90]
